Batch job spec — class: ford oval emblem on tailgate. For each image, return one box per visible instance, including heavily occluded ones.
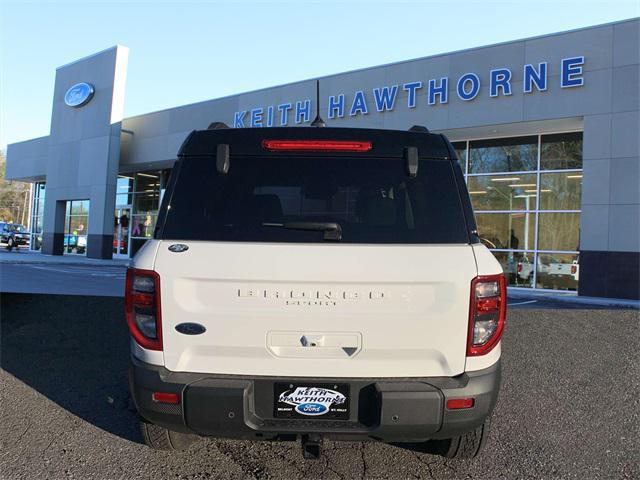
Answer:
[175,323,206,335]
[168,244,189,252]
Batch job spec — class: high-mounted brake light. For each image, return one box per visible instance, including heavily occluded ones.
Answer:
[467,274,507,356]
[262,139,372,152]
[125,268,162,351]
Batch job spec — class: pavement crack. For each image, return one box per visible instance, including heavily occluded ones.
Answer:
[323,454,345,480]
[411,451,437,479]
[40,438,55,460]
[213,441,266,479]
[360,443,368,479]
[17,421,31,442]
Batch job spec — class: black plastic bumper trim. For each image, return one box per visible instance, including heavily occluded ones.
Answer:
[129,356,500,442]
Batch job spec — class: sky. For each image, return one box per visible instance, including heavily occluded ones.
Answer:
[1,0,638,150]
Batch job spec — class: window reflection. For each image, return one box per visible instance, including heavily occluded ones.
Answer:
[116,176,134,207]
[135,172,161,192]
[134,191,160,213]
[539,172,582,210]
[30,182,46,251]
[131,214,157,238]
[68,200,89,216]
[536,253,579,291]
[117,176,133,192]
[64,199,89,255]
[469,136,538,174]
[461,132,583,291]
[492,251,535,288]
[538,213,580,251]
[468,174,537,211]
[541,133,583,170]
[476,212,535,250]
[125,170,165,246]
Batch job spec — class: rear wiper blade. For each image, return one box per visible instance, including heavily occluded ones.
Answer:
[263,221,342,241]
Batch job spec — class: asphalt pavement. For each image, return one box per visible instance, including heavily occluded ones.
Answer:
[1,293,638,479]
[0,262,126,297]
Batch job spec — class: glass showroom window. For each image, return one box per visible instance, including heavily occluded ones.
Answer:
[30,182,46,251]
[130,170,164,256]
[114,170,171,257]
[453,132,583,291]
[64,200,89,255]
[116,175,133,207]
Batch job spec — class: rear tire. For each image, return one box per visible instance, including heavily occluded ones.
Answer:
[139,418,200,451]
[429,417,491,459]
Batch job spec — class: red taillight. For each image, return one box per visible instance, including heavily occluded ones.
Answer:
[152,392,180,404]
[129,292,154,306]
[477,296,500,313]
[446,398,475,410]
[261,139,372,152]
[125,268,162,351]
[467,274,507,356]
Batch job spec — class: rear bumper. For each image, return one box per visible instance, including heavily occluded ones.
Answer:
[130,356,500,442]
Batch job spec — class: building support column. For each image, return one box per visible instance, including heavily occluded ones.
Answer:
[41,199,66,255]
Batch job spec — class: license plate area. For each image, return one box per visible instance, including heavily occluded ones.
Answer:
[274,383,350,419]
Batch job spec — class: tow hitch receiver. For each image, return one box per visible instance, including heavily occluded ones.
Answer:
[301,434,323,460]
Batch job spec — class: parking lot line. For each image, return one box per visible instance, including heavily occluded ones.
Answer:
[27,265,125,276]
[508,300,538,306]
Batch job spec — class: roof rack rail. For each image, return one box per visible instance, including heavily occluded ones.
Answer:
[409,125,429,133]
[207,122,230,130]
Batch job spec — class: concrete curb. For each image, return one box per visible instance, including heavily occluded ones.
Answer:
[0,253,129,268]
[508,289,640,309]
[0,260,130,268]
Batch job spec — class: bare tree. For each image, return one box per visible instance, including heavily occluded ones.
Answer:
[0,151,31,226]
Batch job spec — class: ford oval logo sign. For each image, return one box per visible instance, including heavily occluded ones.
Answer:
[295,403,328,416]
[64,82,95,108]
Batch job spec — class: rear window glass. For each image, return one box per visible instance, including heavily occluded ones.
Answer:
[158,155,469,244]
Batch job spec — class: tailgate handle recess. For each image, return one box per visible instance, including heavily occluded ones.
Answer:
[267,331,361,358]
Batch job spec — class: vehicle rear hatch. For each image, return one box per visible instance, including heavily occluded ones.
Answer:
[153,128,478,378]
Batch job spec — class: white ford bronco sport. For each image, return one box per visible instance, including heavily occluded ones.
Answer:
[127,124,506,460]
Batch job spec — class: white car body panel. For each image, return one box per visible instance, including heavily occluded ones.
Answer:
[470,244,503,278]
[140,240,486,378]
[465,341,502,371]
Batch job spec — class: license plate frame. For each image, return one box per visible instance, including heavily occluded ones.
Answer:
[274,383,350,420]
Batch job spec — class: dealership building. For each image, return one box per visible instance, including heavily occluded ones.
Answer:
[5,18,639,299]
